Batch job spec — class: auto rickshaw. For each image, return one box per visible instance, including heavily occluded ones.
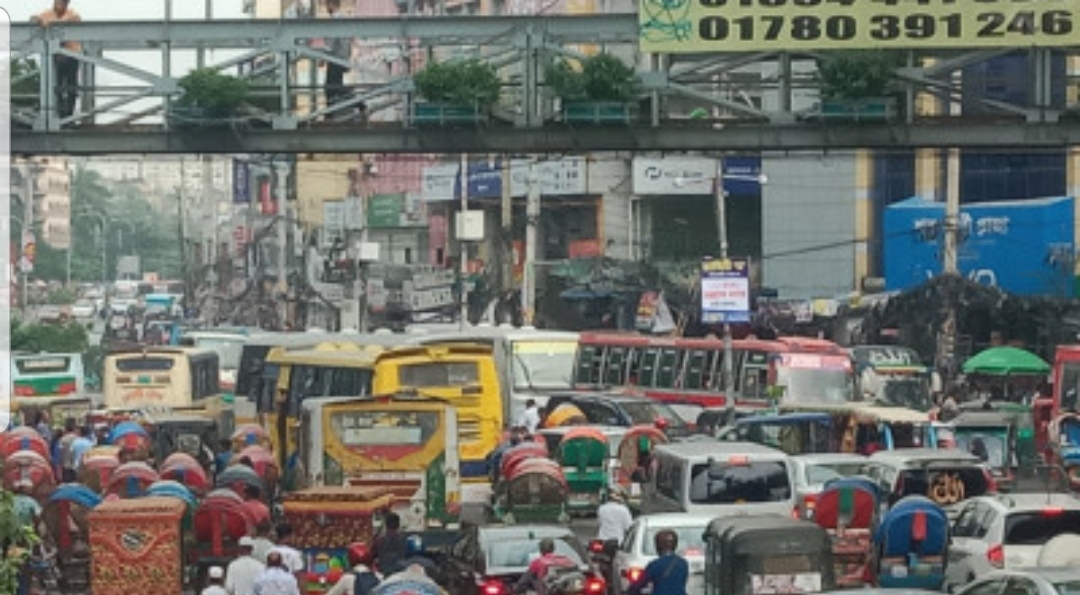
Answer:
[144,412,219,471]
[557,427,609,513]
[160,453,212,496]
[814,478,879,588]
[0,427,51,459]
[105,461,160,498]
[959,399,1037,469]
[43,484,102,593]
[950,411,1018,491]
[79,448,121,494]
[4,450,56,500]
[493,457,570,525]
[871,496,948,590]
[704,516,835,595]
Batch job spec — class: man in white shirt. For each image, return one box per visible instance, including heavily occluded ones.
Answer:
[253,552,301,595]
[269,525,305,575]
[596,490,633,544]
[201,566,230,595]
[518,400,541,434]
[227,537,266,595]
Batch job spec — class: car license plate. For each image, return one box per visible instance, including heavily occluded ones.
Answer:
[571,494,598,505]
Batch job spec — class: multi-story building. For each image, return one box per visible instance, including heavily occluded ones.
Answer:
[14,157,71,251]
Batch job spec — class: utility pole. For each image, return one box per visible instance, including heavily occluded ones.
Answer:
[500,157,513,303]
[202,155,215,290]
[18,162,35,316]
[938,147,962,379]
[459,153,470,329]
[275,159,290,328]
[178,158,191,308]
[716,160,735,420]
[522,163,540,326]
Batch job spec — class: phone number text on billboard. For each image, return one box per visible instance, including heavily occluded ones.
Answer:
[640,0,1078,53]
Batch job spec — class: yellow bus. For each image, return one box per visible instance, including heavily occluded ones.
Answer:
[264,344,383,468]
[102,348,230,430]
[298,394,461,530]
[372,344,502,481]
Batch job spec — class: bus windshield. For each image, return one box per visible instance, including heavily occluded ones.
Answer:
[881,376,932,410]
[511,340,576,390]
[398,362,479,388]
[330,409,439,447]
[194,338,244,371]
[777,367,853,403]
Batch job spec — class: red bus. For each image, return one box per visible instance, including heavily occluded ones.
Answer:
[573,332,855,409]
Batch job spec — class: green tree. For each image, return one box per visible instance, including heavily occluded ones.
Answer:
[0,489,40,595]
[12,57,40,110]
[11,317,90,354]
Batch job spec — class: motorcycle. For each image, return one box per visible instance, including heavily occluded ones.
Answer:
[587,539,617,591]
[544,565,606,595]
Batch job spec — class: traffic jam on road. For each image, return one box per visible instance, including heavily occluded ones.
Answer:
[9,315,1080,595]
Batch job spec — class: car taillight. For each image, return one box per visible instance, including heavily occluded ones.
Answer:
[481,580,507,595]
[589,540,605,554]
[623,567,644,583]
[585,577,606,594]
[983,467,998,493]
[987,544,1005,568]
[1042,507,1064,516]
[803,494,818,519]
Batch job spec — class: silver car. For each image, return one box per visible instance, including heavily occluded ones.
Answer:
[956,569,1080,595]
[612,513,712,595]
[789,452,869,519]
[946,494,1080,592]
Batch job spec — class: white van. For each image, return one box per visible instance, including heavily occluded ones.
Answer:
[642,441,797,519]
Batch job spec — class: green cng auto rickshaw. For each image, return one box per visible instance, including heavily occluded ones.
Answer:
[705,516,836,595]
[950,411,1018,491]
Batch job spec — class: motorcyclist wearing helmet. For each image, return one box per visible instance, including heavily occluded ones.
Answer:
[513,538,577,595]
[326,542,382,595]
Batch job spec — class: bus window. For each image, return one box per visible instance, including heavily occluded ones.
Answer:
[656,348,680,388]
[1062,363,1080,411]
[683,350,710,390]
[606,347,628,385]
[639,347,660,387]
[576,345,604,385]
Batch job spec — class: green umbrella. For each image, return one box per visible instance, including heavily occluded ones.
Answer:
[962,346,1050,376]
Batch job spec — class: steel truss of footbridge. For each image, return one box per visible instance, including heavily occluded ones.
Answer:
[10,14,1080,155]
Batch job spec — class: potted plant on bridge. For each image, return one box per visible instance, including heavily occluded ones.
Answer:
[547,53,640,125]
[169,68,251,128]
[817,50,901,122]
[411,59,500,127]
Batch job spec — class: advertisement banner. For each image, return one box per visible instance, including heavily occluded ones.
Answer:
[700,256,751,324]
[883,196,1075,297]
[259,180,276,215]
[422,158,588,201]
[510,158,588,197]
[639,1,1080,53]
[232,159,250,204]
[323,200,345,241]
[343,196,364,231]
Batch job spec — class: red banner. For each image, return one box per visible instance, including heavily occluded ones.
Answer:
[569,239,601,259]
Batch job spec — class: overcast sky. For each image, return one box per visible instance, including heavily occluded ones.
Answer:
[6,0,251,123]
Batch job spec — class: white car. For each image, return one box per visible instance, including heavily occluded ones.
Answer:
[945,493,1080,592]
[71,300,96,318]
[957,569,1080,595]
[612,513,712,595]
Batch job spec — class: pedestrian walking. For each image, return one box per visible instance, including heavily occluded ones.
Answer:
[518,400,541,434]
[253,552,301,595]
[325,542,381,595]
[370,513,406,576]
[30,0,82,119]
[201,567,230,595]
[226,537,266,595]
[269,524,305,575]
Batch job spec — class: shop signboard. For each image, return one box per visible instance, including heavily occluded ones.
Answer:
[883,196,1075,297]
[634,157,715,195]
[700,256,751,324]
[232,159,250,204]
[367,194,406,229]
[422,158,588,201]
[323,200,345,241]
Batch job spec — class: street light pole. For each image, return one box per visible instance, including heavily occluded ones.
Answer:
[715,161,735,420]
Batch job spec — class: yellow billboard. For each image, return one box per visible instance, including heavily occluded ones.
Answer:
[639,0,1079,53]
